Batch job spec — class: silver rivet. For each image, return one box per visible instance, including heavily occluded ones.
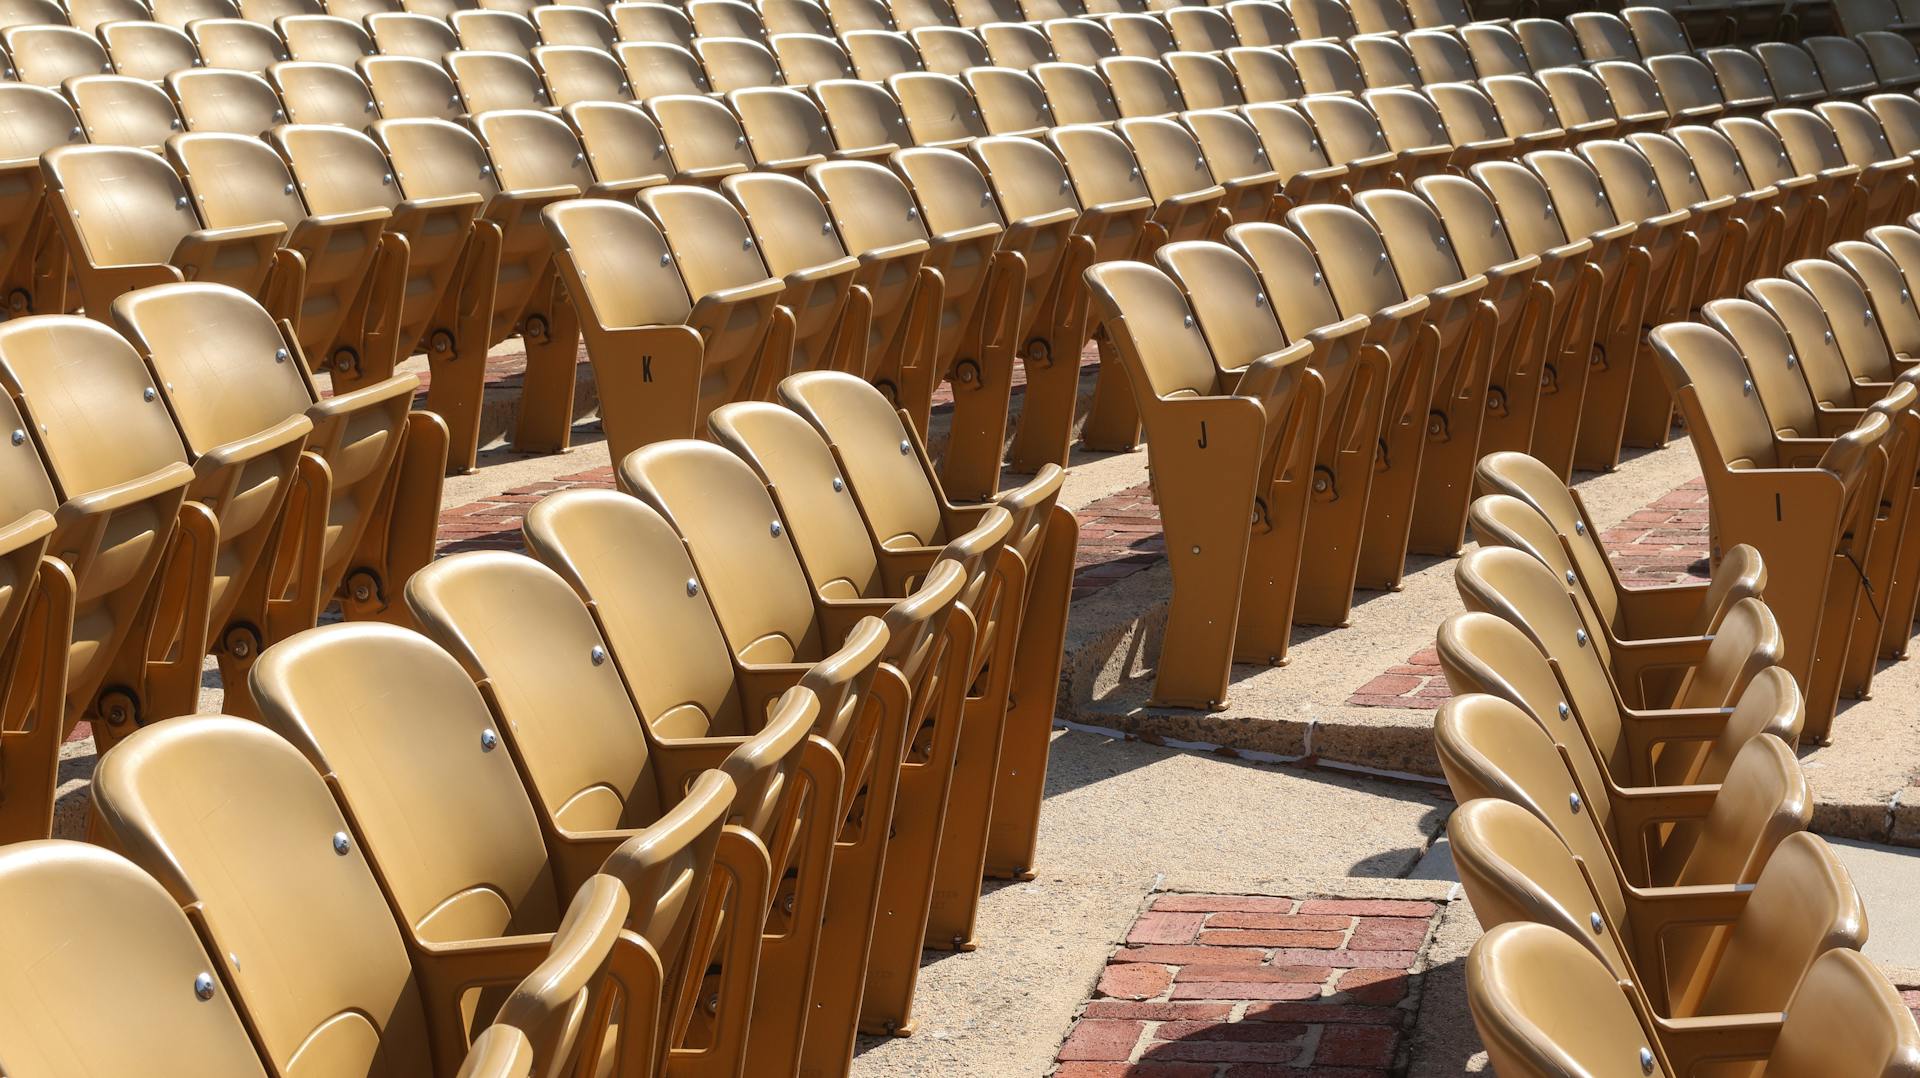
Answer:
[1574,520,1586,536]
[686,577,700,596]
[143,387,156,402]
[170,118,181,129]
[1825,329,1835,343]
[660,252,672,265]
[275,348,288,362]
[832,476,844,492]
[1741,378,1754,395]
[1557,701,1570,719]
[8,430,21,446]
[1786,351,1797,367]
[1640,1048,1655,1074]
[590,645,606,665]
[574,152,584,163]
[1575,628,1589,646]
[332,832,351,855]
[1190,544,1201,554]
[1565,569,1576,585]
[283,182,294,194]
[480,728,498,751]
[1590,912,1604,932]
[770,520,782,537]
[821,220,834,234]
[194,973,216,1001]
[899,439,911,454]
[69,125,80,138]
[735,134,745,146]
[1183,314,1194,327]
[1568,792,1582,813]
[174,195,188,208]
[906,206,918,219]
[742,236,753,249]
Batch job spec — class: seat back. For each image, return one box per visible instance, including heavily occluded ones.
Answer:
[1349,0,1411,35]
[650,93,755,180]
[170,68,285,134]
[1119,115,1220,206]
[1155,239,1288,374]
[1224,0,1295,46]
[534,3,617,47]
[1648,320,1787,470]
[1703,296,1827,438]
[1783,258,1902,384]
[1049,122,1155,214]
[612,2,694,47]
[366,11,460,61]
[564,101,671,191]
[765,0,835,37]
[1034,60,1120,125]
[892,70,989,147]
[1649,54,1724,116]
[270,61,380,128]
[1106,12,1173,57]
[535,44,634,106]
[190,18,289,73]
[100,21,199,82]
[361,55,462,121]
[1704,46,1779,110]
[1596,60,1669,121]
[1770,949,1920,1075]
[1101,55,1185,118]
[1428,81,1510,145]
[1668,123,1757,200]
[1414,174,1521,276]
[1287,202,1409,318]
[1165,52,1243,110]
[1223,221,1346,342]
[1570,10,1638,62]
[280,13,376,65]
[1354,186,1466,294]
[694,36,781,94]
[1870,91,1920,154]
[1084,259,1224,407]
[1807,34,1881,95]
[66,74,182,152]
[1288,39,1366,97]
[1405,29,1476,84]
[968,66,1056,135]
[93,716,436,1078]
[1166,6,1234,52]
[1525,149,1621,239]
[1225,46,1305,103]
[1625,6,1688,57]
[730,86,836,173]
[615,42,711,98]
[453,8,537,55]
[4,25,110,88]
[1446,793,1630,975]
[0,840,271,1078]
[1290,0,1356,40]
[1352,35,1421,90]
[1757,42,1830,102]
[1819,99,1905,166]
[1483,74,1563,140]
[772,31,856,82]
[448,50,552,112]
[1045,16,1117,64]
[976,24,1044,70]
[1468,922,1671,1077]
[1540,66,1622,129]
[777,369,951,546]
[473,108,598,195]
[843,28,922,79]
[1462,23,1531,77]
[1515,17,1585,71]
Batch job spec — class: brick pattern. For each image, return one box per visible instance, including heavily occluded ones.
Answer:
[1072,483,1164,601]
[435,466,616,555]
[1345,475,1713,711]
[1053,894,1437,1076]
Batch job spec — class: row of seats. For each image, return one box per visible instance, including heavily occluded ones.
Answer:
[0,284,444,845]
[1077,81,1920,705]
[0,333,1075,1078]
[1434,456,1920,1073]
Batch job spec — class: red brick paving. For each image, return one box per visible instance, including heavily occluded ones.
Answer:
[1344,476,1713,711]
[435,466,616,555]
[1053,894,1436,1076]
[1072,483,1164,601]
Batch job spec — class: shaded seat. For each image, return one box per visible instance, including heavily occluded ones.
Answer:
[564,99,673,191]
[890,69,989,148]
[1720,115,1847,264]
[1405,28,1479,84]
[721,170,866,377]
[0,84,82,317]
[967,64,1056,136]
[729,85,837,171]
[843,28,924,80]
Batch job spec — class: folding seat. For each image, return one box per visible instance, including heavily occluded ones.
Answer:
[889,0,961,32]
[842,28,921,80]
[1351,33,1422,90]
[1702,45,1781,115]
[530,2,614,47]
[402,0,477,14]
[1807,33,1884,98]
[1475,449,1769,642]
[1306,92,1447,188]
[326,0,401,14]
[1766,108,1883,238]
[693,35,782,93]
[278,13,374,67]
[616,41,713,98]
[649,93,757,183]
[764,0,836,37]
[1469,924,1920,1078]
[360,55,462,121]
[1044,15,1117,64]
[891,70,989,148]
[372,116,584,465]
[1177,107,1279,222]
[772,30,856,82]
[188,18,290,72]
[3,26,108,89]
[953,68,1044,140]
[824,0,895,33]
[721,171,865,378]
[0,394,62,841]
[168,67,284,137]
[1290,0,1358,42]
[64,74,182,152]
[1536,65,1640,140]
[976,22,1047,69]
[1080,257,1318,703]
[1754,41,1832,107]
[1349,0,1414,36]
[1650,321,1891,735]
[1462,22,1532,78]
[730,85,839,174]
[1224,45,1305,103]
[1404,28,1478,84]
[244,629,751,1078]
[99,21,200,83]
[1287,39,1368,98]
[1605,58,1708,129]
[564,99,672,191]
[152,0,235,22]
[268,60,380,128]
[475,107,635,205]
[1029,0,1091,18]
[1033,60,1120,125]
[1428,80,1546,157]
[1646,54,1727,124]
[951,0,1018,25]
[448,49,553,113]
[1483,74,1592,150]
[1371,86,1506,172]
[0,841,276,1076]
[533,43,634,107]
[1100,55,1185,118]
[1513,17,1584,73]
[65,0,152,32]
[1165,5,1234,51]
[1105,12,1173,58]
[1405,0,1471,29]
[610,0,694,47]
[1859,28,1920,90]
[1164,51,1243,111]
[451,8,537,56]
[618,437,977,1042]
[365,10,460,60]
[1285,203,1442,589]
[408,549,840,1078]
[1627,131,1755,301]
[812,77,913,161]
[1816,100,1920,225]
[1569,11,1639,64]
[1224,0,1296,47]
[241,0,320,19]
[1237,98,1358,206]
[688,0,766,40]
[1719,115,1849,262]
[1668,123,1790,276]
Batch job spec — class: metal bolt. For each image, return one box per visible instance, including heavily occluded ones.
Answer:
[175,195,188,209]
[1565,569,1576,585]
[480,729,498,751]
[284,182,295,194]
[686,577,700,596]
[1568,792,1581,813]
[1590,912,1604,933]
[659,251,672,266]
[1574,520,1586,536]
[143,387,156,402]
[899,439,911,454]
[332,832,351,855]
[1741,378,1753,396]
[1640,1047,1655,1074]
[770,520,782,537]
[590,645,606,666]
[8,430,20,446]
[194,973,216,1001]
[832,476,844,492]
[1190,544,1201,554]
[275,348,288,363]
[1183,314,1194,327]
[1557,701,1570,720]
[1575,628,1589,646]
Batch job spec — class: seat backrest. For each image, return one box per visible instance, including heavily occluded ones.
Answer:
[1049,122,1156,214]
[1044,16,1117,64]
[975,23,1045,70]
[1860,29,1920,85]
[3,25,110,87]
[1784,257,1901,384]
[1428,81,1509,144]
[1624,6,1688,58]
[280,13,376,65]
[66,74,182,152]
[1669,733,1808,888]
[1165,52,1243,110]
[1466,922,1669,1077]
[1650,54,1724,117]
[66,0,151,31]
[1668,122,1755,200]
[1539,65,1621,128]
[366,11,460,61]
[1819,99,1902,166]
[764,0,835,37]
[619,440,828,665]
[564,100,672,190]
[452,7,537,54]
[649,93,754,179]
[1184,107,1273,185]
[1100,55,1185,117]
[1446,795,1631,976]
[93,716,436,1078]
[1595,60,1667,119]
[1414,173,1519,277]
[1290,0,1356,40]
[473,108,597,198]
[1405,28,1477,84]
[1718,114,1800,187]
[0,840,271,1078]
[1770,949,1920,1076]
[771,31,856,82]
[812,78,909,159]
[252,623,567,943]
[777,370,951,546]
[611,1,694,47]
[968,65,1056,134]
[1034,60,1119,124]
[361,55,462,121]
[843,28,923,80]
[1483,74,1562,139]
[270,60,380,127]
[1224,221,1346,340]
[1743,275,1864,409]
[693,35,781,94]
[1462,23,1530,77]
[1757,41,1827,100]
[1348,0,1411,35]
[169,67,286,134]
[1083,259,1222,402]
[1468,159,1573,260]
[534,43,635,106]
[1367,87,1451,153]
[1225,0,1296,47]
[824,0,893,32]
[167,132,304,244]
[1166,6,1234,52]
[891,70,988,146]
[1703,46,1778,109]
[189,18,288,73]
[1353,186,1465,294]
[1570,10,1638,62]
[542,197,692,331]
[637,183,776,307]
[448,49,552,112]
[1287,39,1365,96]
[1870,91,1920,153]
[807,157,934,263]
[100,21,199,82]
[1106,12,1173,57]
[1514,17,1584,71]
[1119,115,1218,203]
[534,3,617,47]
[1806,34,1880,93]
[1525,148,1621,238]
[1625,130,1711,211]
[1703,296,1828,438]
[42,144,203,269]
[1351,34,1420,89]
[969,130,1080,227]
[1287,202,1409,318]
[722,170,849,285]
[729,85,835,170]
[688,0,766,40]
[1223,46,1304,104]
[1156,239,1290,372]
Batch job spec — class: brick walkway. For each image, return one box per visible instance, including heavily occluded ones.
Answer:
[1346,476,1713,711]
[436,466,616,555]
[1072,483,1164,601]
[1052,894,1436,1076]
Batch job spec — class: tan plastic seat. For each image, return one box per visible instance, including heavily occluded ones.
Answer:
[1224,0,1296,47]
[611,1,694,47]
[1650,321,1890,738]
[765,0,836,37]
[0,840,274,1077]
[1405,28,1478,84]
[1162,52,1242,112]
[1291,0,1357,41]
[1350,34,1421,90]
[841,29,919,80]
[772,31,856,82]
[532,44,634,107]
[373,115,583,467]
[1463,23,1533,78]
[279,13,375,66]
[1084,255,1319,705]
[1871,91,1920,157]
[776,367,1074,887]
[1176,107,1280,224]
[825,0,894,31]
[1808,33,1884,97]
[1720,115,1843,264]
[1225,45,1305,103]
[966,65,1056,136]
[1514,16,1585,71]
[647,93,756,183]
[1371,86,1506,172]
[1538,65,1637,141]
[3,25,111,89]
[1165,5,1234,52]
[1754,41,1831,106]
[1649,53,1729,121]
[65,0,151,31]
[169,69,286,141]
[1701,46,1781,116]
[447,50,552,113]
[723,86,831,176]
[1100,55,1185,119]
[1032,60,1119,126]
[188,18,289,73]
[1350,0,1413,35]
[1308,91,1444,189]
[1483,74,1589,151]
[0,84,80,316]
[1816,100,1920,227]
[1571,10,1639,62]
[1860,29,1920,90]
[687,0,766,39]
[973,23,1043,70]
[563,99,671,194]
[63,73,181,153]
[268,60,379,129]
[693,35,781,94]
[1626,5,1691,57]
[1428,81,1541,162]
[619,436,971,1046]
[1467,922,1920,1077]
[534,2,617,47]
[1609,134,1746,319]
[890,70,988,148]
[452,7,537,56]
[1105,12,1173,58]
[722,170,864,380]
[1286,39,1367,98]
[360,54,462,121]
[637,180,791,386]
[1043,16,1116,64]
[1669,122,1792,277]
[951,0,1014,25]
[366,10,460,60]
[99,21,200,83]
[812,77,912,162]
[614,41,710,99]
[1600,60,1693,130]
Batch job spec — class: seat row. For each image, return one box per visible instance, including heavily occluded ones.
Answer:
[1434,461,1920,1074]
[0,335,1075,1078]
